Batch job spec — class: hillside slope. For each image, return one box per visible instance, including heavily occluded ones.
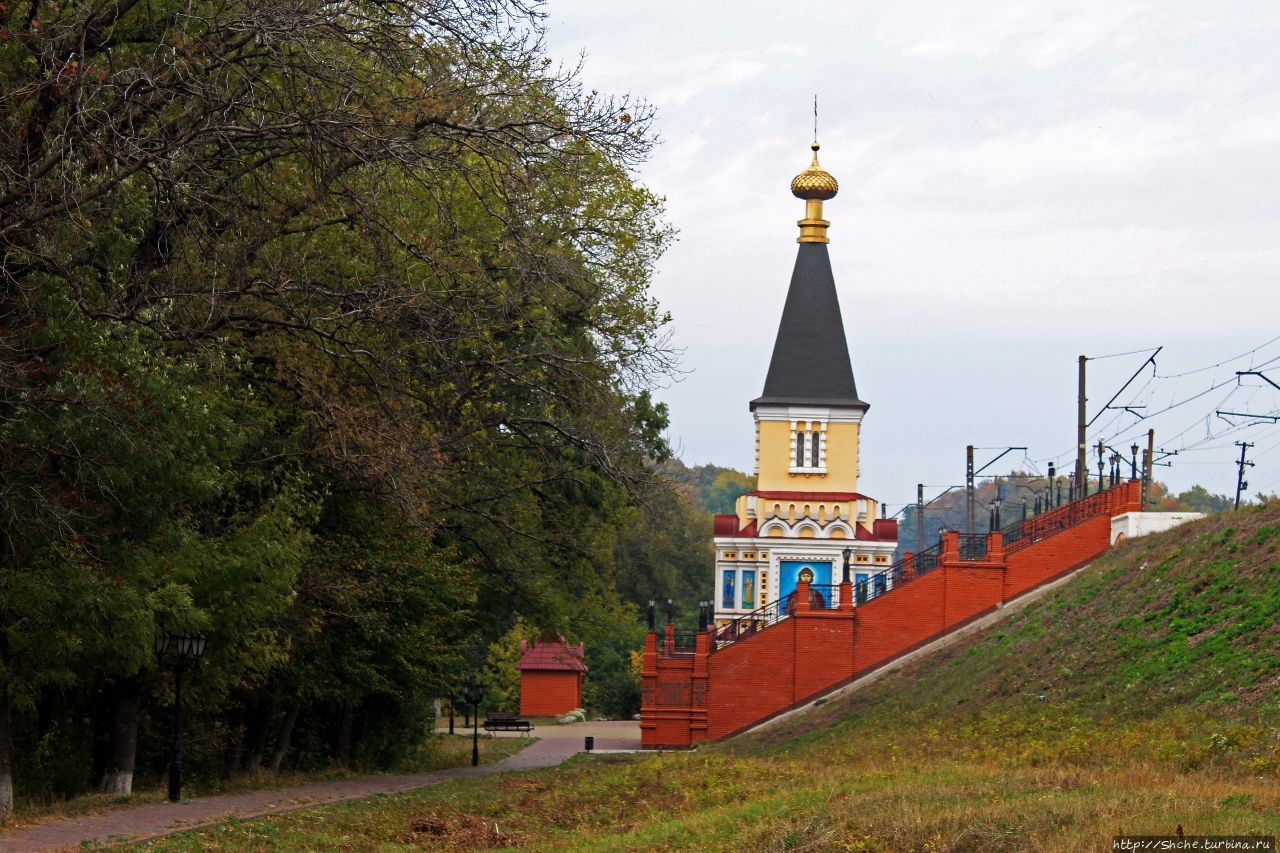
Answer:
[742,499,1280,771]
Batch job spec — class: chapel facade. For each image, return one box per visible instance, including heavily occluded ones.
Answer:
[712,139,899,625]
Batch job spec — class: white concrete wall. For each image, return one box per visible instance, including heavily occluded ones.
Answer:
[1111,512,1205,544]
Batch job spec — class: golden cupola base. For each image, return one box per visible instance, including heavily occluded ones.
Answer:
[790,141,839,244]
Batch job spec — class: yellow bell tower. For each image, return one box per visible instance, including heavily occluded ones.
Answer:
[712,133,898,624]
[750,139,863,497]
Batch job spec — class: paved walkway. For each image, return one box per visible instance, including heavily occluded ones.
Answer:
[0,721,640,852]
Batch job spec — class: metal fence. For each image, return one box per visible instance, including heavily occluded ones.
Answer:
[712,596,788,651]
[655,630,700,659]
[1004,489,1111,555]
[957,533,988,561]
[808,584,840,610]
[706,485,1121,656]
[913,541,942,574]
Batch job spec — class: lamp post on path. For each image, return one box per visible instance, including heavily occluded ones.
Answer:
[154,631,207,803]
[459,675,485,767]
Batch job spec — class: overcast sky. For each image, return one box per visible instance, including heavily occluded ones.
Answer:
[543,0,1280,510]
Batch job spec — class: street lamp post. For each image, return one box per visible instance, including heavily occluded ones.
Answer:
[154,631,208,803]
[461,676,485,767]
[1096,440,1106,492]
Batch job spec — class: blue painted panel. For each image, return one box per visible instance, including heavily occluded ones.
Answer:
[722,570,736,609]
[779,559,832,607]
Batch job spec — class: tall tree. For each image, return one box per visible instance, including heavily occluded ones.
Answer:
[0,0,674,813]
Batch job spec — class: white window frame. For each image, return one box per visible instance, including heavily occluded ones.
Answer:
[790,420,827,474]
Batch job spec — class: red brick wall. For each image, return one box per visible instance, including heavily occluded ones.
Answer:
[706,618,797,739]
[852,568,946,675]
[519,670,582,717]
[641,482,1142,748]
[1004,514,1112,598]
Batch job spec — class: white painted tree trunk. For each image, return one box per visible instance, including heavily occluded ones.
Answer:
[99,683,139,795]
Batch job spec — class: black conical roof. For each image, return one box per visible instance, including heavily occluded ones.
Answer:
[750,242,867,411]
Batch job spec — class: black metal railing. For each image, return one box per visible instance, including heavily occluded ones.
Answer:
[853,574,889,604]
[957,533,988,561]
[1004,488,1113,555]
[708,484,1127,655]
[713,596,788,651]
[657,630,699,659]
[913,542,942,574]
[808,584,840,610]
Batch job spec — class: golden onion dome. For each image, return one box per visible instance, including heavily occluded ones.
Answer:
[790,142,838,201]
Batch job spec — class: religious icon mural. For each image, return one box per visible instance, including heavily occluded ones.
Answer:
[778,559,831,608]
[722,570,736,609]
[741,570,756,609]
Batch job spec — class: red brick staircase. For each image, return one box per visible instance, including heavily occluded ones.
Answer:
[640,480,1142,748]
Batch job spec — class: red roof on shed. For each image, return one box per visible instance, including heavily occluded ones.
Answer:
[516,636,587,672]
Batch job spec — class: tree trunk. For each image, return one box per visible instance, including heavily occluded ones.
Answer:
[333,702,354,766]
[268,705,299,773]
[0,681,13,820]
[222,707,244,781]
[243,691,276,773]
[90,687,108,788]
[98,680,140,795]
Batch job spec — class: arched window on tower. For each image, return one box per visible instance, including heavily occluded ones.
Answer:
[791,423,827,474]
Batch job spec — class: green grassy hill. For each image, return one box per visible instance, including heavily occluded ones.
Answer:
[753,498,1280,769]
[147,501,1280,852]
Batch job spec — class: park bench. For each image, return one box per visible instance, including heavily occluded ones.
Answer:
[483,711,534,734]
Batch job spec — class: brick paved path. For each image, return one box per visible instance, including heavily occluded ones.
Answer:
[0,722,640,852]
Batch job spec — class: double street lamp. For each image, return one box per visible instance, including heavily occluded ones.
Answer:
[154,631,208,803]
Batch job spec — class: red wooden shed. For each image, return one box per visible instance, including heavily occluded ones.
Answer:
[517,636,587,716]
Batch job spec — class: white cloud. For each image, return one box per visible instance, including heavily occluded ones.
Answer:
[873,0,1150,68]
[544,0,1280,497]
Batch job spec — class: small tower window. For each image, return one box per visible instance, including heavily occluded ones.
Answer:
[790,423,827,473]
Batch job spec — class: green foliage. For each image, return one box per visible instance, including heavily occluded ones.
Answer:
[660,460,756,515]
[0,0,682,812]
[483,620,538,714]
[1163,485,1235,513]
[614,478,713,616]
[583,618,646,720]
